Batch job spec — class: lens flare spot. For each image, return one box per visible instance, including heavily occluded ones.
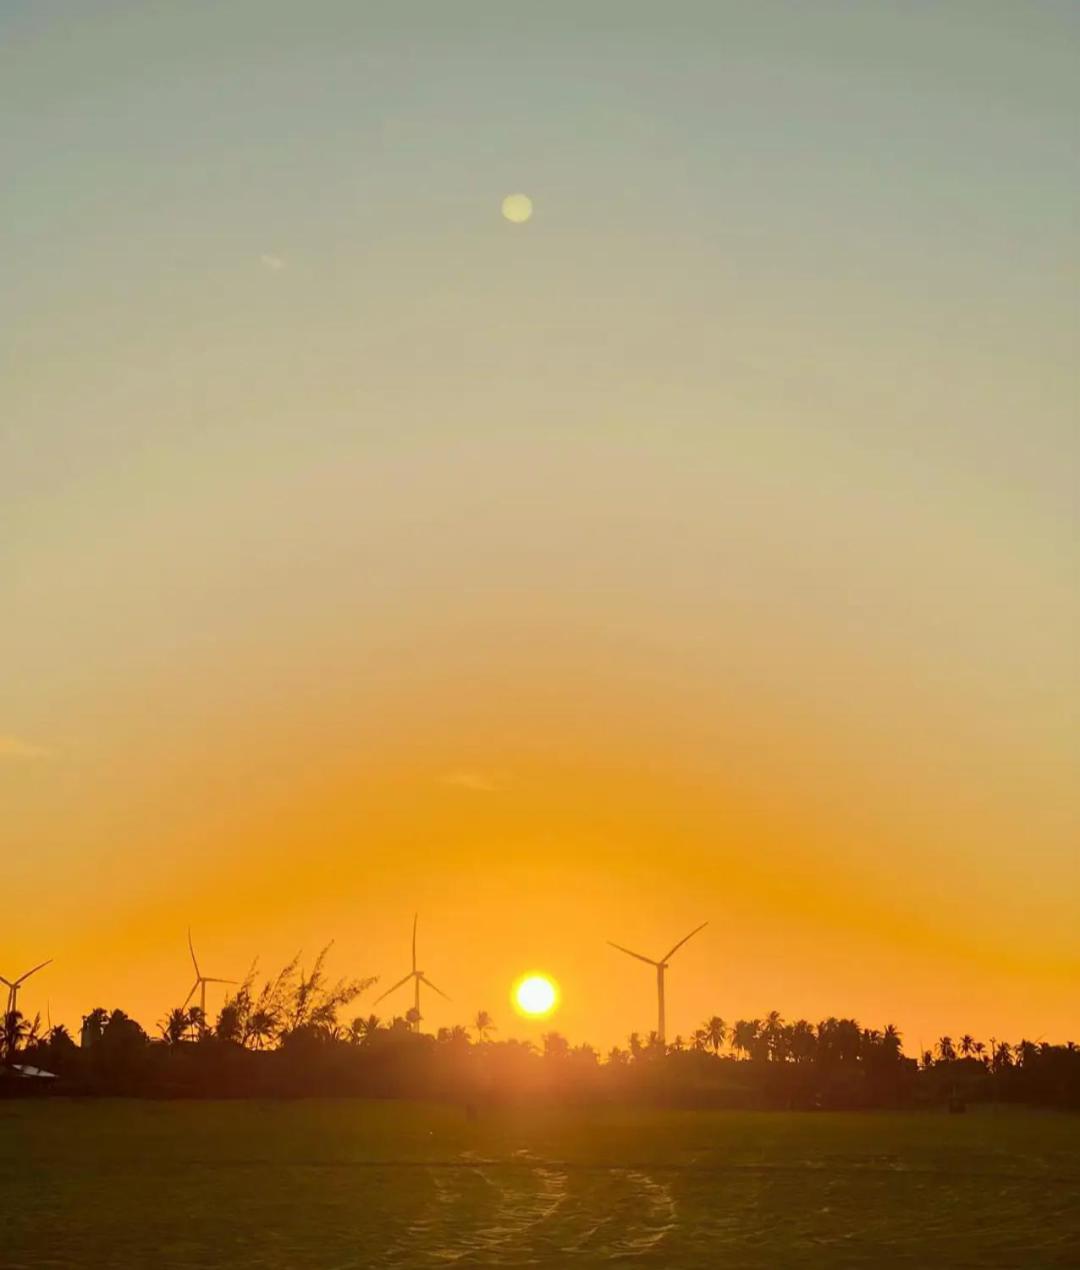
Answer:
[501,193,533,224]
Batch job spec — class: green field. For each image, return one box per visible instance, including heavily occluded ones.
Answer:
[2,1100,1077,1267]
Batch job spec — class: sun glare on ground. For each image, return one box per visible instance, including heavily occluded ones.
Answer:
[513,973,558,1018]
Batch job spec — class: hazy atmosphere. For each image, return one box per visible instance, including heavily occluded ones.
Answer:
[3,1,1077,1051]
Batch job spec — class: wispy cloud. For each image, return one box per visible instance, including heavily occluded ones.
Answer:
[259,253,286,271]
[0,735,48,760]
[440,770,501,793]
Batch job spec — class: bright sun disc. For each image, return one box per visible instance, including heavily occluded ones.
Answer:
[501,193,533,224]
[513,973,558,1017]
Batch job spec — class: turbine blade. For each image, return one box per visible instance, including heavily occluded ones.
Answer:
[373,971,415,1005]
[182,982,198,1008]
[420,974,450,1001]
[412,913,418,973]
[203,978,237,985]
[188,929,201,978]
[0,977,12,988]
[607,941,658,967]
[662,921,708,963]
[15,959,52,985]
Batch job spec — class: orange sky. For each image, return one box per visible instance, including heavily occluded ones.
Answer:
[3,3,1077,1050]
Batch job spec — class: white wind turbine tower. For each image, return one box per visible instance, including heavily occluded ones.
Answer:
[373,914,450,1032]
[608,922,707,1046]
[0,959,51,1057]
[183,931,236,1016]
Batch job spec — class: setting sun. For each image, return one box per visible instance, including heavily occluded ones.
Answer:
[513,973,558,1018]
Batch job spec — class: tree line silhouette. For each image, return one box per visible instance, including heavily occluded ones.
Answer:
[3,947,1077,1109]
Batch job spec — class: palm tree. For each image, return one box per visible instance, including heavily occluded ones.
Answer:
[1,1010,33,1059]
[973,1040,986,1062]
[606,1046,630,1066]
[669,1034,685,1054]
[627,1032,643,1061]
[730,1019,759,1061]
[251,1010,277,1049]
[691,1028,709,1053]
[834,1019,861,1064]
[215,1002,242,1044]
[1015,1039,1037,1068]
[704,1016,727,1055]
[348,1013,381,1046]
[160,1008,189,1046]
[937,1035,956,1062]
[81,1007,108,1048]
[789,1019,817,1064]
[542,1032,569,1060]
[473,1010,495,1042]
[762,1011,785,1061]
[959,1034,975,1058]
[882,1024,903,1059]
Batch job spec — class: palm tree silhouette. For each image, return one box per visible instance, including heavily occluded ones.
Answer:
[247,1009,276,1050]
[704,1016,727,1054]
[473,1010,495,1042]
[160,1008,189,1046]
[347,1013,380,1046]
[762,1011,785,1061]
[81,1007,108,1048]
[731,1018,760,1061]
[959,1034,975,1058]
[1,1009,34,1059]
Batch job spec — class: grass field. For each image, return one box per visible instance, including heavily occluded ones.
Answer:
[2,1099,1077,1267]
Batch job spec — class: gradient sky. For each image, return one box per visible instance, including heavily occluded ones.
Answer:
[3,1,1078,1051]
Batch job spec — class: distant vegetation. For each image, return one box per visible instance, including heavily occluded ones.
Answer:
[3,948,1078,1109]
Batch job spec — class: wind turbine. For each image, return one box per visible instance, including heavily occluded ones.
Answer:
[374,914,449,1032]
[608,922,707,1046]
[182,931,236,1016]
[0,960,51,1059]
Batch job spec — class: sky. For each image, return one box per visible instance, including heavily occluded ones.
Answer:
[3,1,1078,1051]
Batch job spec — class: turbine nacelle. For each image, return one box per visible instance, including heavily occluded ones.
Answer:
[607,922,708,1046]
[182,932,236,1016]
[374,915,450,1031]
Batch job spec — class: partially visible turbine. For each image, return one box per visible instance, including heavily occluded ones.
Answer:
[608,922,707,1045]
[0,959,52,1059]
[374,914,450,1032]
[183,931,236,1017]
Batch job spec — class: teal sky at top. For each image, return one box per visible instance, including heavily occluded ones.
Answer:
[4,3,1077,495]
[4,0,1077,743]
